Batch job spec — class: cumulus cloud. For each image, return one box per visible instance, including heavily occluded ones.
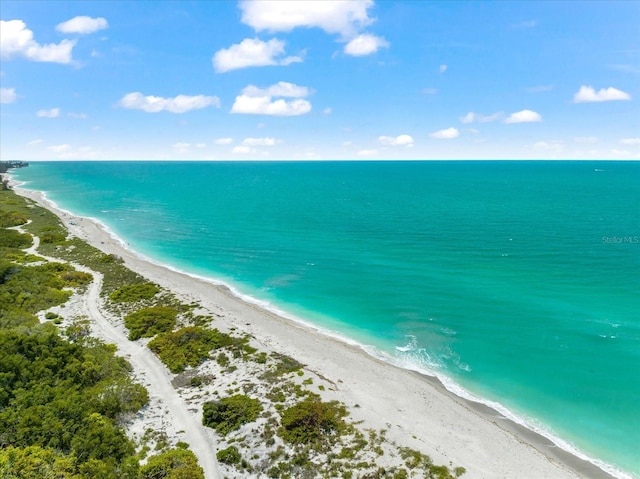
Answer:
[231,81,312,116]
[117,92,220,113]
[213,38,302,73]
[378,134,414,146]
[36,108,60,118]
[357,149,378,157]
[504,109,542,124]
[620,138,640,145]
[242,81,312,98]
[439,64,447,73]
[215,137,234,145]
[344,34,389,56]
[56,16,108,34]
[232,145,253,154]
[429,127,459,139]
[239,0,374,38]
[242,137,280,146]
[573,86,631,103]
[1,20,75,64]
[459,112,502,124]
[0,87,17,103]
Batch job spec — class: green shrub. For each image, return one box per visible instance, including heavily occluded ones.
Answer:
[279,399,347,445]
[202,394,262,436]
[124,306,178,340]
[139,449,204,479]
[60,270,93,287]
[38,225,67,244]
[0,210,28,227]
[148,327,236,373]
[109,283,159,303]
[45,311,59,320]
[216,445,242,465]
[0,229,32,248]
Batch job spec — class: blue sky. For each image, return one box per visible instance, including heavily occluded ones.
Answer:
[1,0,639,160]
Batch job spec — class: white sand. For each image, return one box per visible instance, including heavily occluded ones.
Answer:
[12,182,620,479]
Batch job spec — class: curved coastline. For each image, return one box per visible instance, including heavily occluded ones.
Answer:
[8,174,631,479]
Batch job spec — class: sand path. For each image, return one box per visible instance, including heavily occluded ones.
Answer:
[14,221,220,479]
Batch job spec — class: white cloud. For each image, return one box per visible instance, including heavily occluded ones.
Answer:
[239,0,374,38]
[48,144,71,153]
[215,137,234,145]
[232,145,253,154]
[620,138,640,145]
[242,81,312,98]
[28,139,42,145]
[344,34,389,56]
[232,96,311,116]
[439,64,447,73]
[422,87,438,95]
[36,108,60,118]
[379,134,414,146]
[459,112,502,124]
[213,38,302,73]
[67,112,88,119]
[573,86,631,103]
[117,92,220,113]
[342,140,352,147]
[0,87,17,103]
[504,109,542,124]
[357,149,378,157]
[1,20,76,64]
[429,127,459,139]
[323,107,332,115]
[195,143,206,148]
[231,81,312,116]
[56,16,108,34]
[242,137,280,146]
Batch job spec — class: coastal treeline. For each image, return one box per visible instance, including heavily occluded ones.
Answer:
[0,187,204,479]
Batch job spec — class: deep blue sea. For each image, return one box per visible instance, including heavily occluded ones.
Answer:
[12,161,640,477]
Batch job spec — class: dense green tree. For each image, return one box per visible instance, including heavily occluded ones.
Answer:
[279,399,347,446]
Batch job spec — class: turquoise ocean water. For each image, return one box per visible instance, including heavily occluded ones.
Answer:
[12,161,640,477]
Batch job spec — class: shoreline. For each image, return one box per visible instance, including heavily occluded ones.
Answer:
[9,176,629,479]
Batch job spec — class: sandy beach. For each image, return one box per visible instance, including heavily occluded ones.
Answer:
[12,181,621,479]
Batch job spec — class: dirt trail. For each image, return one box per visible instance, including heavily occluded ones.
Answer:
[14,222,220,479]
